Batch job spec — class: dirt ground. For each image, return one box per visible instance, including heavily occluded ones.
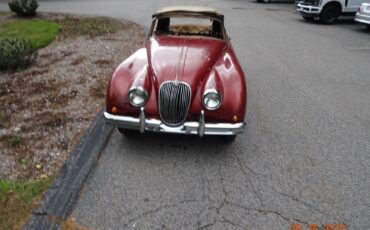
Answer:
[0,13,145,179]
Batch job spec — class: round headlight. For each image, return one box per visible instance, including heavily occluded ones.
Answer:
[202,90,222,110]
[129,87,147,107]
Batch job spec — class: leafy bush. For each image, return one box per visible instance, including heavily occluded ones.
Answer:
[8,0,39,17]
[0,38,37,70]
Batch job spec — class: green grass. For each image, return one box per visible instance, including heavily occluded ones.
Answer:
[0,178,53,229]
[0,20,59,49]
[0,11,10,16]
[7,136,22,147]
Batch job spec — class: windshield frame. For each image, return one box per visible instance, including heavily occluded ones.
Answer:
[149,13,227,41]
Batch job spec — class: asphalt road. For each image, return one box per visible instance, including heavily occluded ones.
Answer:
[2,0,370,229]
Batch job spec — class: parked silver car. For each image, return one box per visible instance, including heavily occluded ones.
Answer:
[355,3,370,30]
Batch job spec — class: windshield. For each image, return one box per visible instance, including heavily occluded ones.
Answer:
[152,16,224,40]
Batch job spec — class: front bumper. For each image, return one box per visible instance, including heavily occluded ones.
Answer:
[104,107,246,137]
[355,12,370,25]
[297,3,322,16]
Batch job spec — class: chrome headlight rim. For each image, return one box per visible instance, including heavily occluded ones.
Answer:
[202,89,222,111]
[128,86,148,107]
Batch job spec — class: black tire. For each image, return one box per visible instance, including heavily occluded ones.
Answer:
[117,128,136,135]
[223,135,236,142]
[303,16,314,21]
[262,0,271,3]
[366,25,370,31]
[319,4,340,24]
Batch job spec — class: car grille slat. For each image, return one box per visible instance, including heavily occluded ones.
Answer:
[159,81,191,126]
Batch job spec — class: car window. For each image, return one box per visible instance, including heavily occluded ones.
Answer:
[153,16,224,39]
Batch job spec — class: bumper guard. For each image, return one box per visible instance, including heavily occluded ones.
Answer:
[297,3,321,15]
[104,107,246,137]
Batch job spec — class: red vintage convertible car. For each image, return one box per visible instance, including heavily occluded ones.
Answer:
[104,6,247,137]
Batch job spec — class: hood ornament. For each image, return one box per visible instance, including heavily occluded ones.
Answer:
[172,79,180,87]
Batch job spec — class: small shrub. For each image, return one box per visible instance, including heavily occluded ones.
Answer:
[8,0,38,17]
[7,136,21,147]
[0,38,37,70]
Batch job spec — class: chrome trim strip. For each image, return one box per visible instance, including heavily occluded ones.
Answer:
[356,12,370,18]
[355,18,370,24]
[104,111,245,136]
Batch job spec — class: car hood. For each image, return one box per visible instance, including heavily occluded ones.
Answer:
[146,36,226,94]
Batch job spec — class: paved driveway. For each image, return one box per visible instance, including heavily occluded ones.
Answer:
[2,0,370,229]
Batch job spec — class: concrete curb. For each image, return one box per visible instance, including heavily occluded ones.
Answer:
[20,14,146,229]
[23,109,114,229]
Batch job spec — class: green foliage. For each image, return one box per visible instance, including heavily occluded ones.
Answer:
[0,20,59,49]
[0,178,53,229]
[7,135,22,147]
[0,11,11,16]
[0,179,50,204]
[8,0,39,17]
[0,38,37,70]
[19,159,29,166]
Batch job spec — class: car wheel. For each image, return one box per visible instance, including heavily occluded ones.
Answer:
[319,4,340,24]
[303,16,314,21]
[117,128,136,135]
[262,0,271,3]
[223,135,236,142]
[367,25,370,30]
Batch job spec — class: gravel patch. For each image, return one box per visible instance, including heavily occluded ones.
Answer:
[0,14,145,179]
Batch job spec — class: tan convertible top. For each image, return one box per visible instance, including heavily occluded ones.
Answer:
[153,6,224,20]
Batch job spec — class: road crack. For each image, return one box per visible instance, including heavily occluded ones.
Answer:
[267,184,336,218]
[127,199,199,225]
[235,153,264,208]
[226,201,309,225]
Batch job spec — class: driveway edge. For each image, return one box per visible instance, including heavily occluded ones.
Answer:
[23,109,114,229]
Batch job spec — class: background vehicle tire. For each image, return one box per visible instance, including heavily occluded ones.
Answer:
[367,25,370,30]
[319,4,340,24]
[303,16,314,21]
[262,0,271,3]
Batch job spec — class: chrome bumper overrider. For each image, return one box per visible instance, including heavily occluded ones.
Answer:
[104,107,246,137]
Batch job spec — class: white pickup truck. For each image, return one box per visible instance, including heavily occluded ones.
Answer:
[297,0,367,24]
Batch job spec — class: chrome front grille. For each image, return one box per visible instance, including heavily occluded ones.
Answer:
[159,81,191,126]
